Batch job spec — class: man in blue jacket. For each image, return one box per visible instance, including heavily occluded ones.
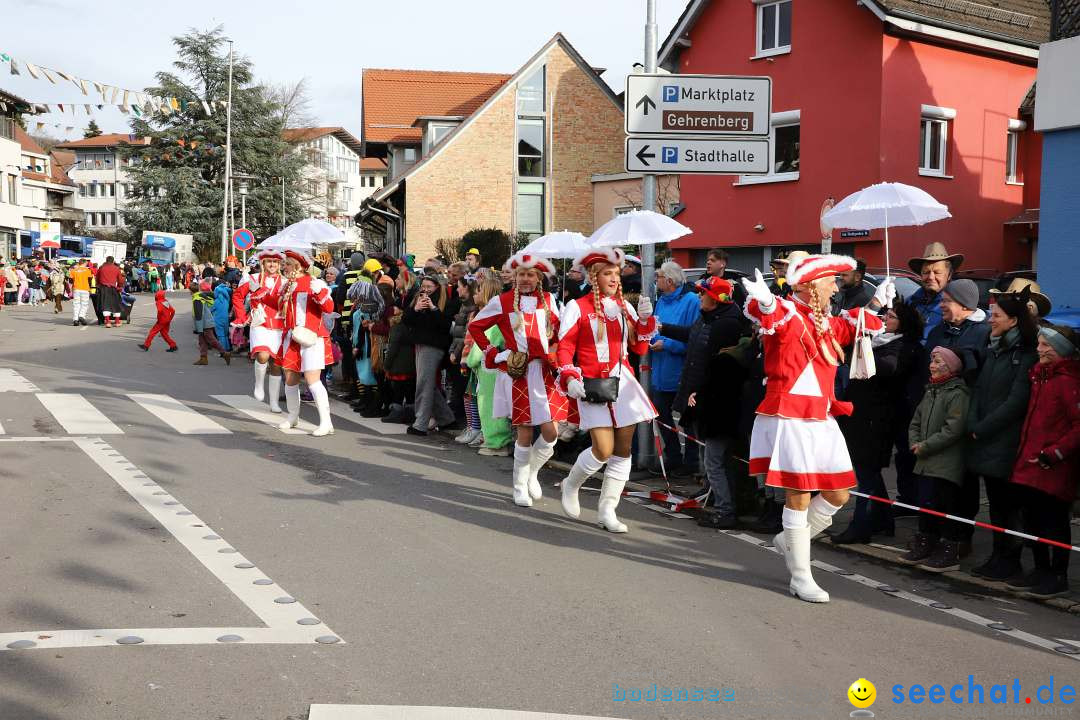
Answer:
[649,261,702,477]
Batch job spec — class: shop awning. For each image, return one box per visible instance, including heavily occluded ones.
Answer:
[1004,208,1039,225]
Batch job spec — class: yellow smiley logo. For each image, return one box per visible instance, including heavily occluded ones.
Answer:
[848,678,876,709]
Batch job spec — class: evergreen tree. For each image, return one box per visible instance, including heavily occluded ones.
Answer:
[118,26,305,260]
[83,119,103,138]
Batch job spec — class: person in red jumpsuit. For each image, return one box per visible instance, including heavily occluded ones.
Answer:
[138,290,178,352]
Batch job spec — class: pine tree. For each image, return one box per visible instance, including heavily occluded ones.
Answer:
[118,26,305,260]
[83,119,103,138]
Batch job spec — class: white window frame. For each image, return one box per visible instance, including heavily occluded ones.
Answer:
[754,0,792,59]
[613,205,639,218]
[1006,119,1025,185]
[735,109,800,186]
[919,104,955,178]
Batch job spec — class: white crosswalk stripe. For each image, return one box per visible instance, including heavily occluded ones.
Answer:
[211,394,316,435]
[36,393,123,435]
[128,394,231,435]
[0,368,40,393]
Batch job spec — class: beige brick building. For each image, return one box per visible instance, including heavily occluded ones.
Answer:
[358,34,626,262]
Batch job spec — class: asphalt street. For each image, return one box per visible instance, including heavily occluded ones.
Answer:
[1,296,1077,720]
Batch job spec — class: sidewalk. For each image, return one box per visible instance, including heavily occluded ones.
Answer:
[640,464,1080,615]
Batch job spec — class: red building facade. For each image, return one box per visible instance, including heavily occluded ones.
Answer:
[659,0,1048,276]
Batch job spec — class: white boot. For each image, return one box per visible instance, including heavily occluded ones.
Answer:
[773,495,841,560]
[253,360,268,401]
[561,448,605,519]
[512,444,533,507]
[309,380,334,437]
[597,455,631,533]
[267,374,283,413]
[277,383,301,430]
[782,524,830,603]
[527,436,556,500]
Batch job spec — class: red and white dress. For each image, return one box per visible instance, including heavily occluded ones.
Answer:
[745,296,883,491]
[557,296,657,431]
[468,290,569,426]
[234,273,287,356]
[277,275,335,372]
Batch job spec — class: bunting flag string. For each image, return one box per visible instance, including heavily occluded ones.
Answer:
[0,50,226,117]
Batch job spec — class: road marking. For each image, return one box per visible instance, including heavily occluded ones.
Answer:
[128,393,231,435]
[328,398,407,435]
[0,437,341,651]
[36,393,122,434]
[211,394,316,434]
[0,420,4,434]
[721,531,1080,661]
[309,707,630,720]
[0,368,40,392]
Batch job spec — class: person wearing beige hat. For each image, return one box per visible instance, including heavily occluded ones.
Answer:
[989,277,1051,321]
[908,242,964,341]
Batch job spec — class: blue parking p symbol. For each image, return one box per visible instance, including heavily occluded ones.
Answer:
[662,85,679,103]
[662,147,679,164]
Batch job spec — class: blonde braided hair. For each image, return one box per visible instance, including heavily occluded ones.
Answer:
[588,263,632,343]
[810,281,844,366]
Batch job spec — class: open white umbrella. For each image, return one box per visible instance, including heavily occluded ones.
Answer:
[257,234,314,254]
[821,181,951,275]
[588,209,692,248]
[522,230,590,259]
[275,218,346,246]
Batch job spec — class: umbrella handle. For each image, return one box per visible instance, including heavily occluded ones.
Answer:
[884,207,890,279]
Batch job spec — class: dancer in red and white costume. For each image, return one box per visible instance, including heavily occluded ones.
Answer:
[468,252,568,506]
[742,254,895,602]
[234,249,287,413]
[557,247,656,533]
[275,250,336,437]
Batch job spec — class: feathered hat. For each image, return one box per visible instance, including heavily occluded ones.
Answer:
[282,249,312,269]
[503,251,555,275]
[787,254,857,286]
[573,246,625,273]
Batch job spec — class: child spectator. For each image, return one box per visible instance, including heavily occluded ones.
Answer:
[138,290,178,352]
[900,346,971,572]
[192,280,230,366]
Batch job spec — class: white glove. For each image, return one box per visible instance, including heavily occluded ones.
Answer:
[494,349,512,364]
[566,378,586,400]
[637,295,653,320]
[741,269,775,311]
[873,277,897,308]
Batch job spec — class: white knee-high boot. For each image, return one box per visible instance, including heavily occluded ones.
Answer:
[512,444,533,507]
[527,436,556,500]
[778,507,829,603]
[267,373,283,413]
[253,361,268,401]
[773,495,842,560]
[597,455,631,533]
[277,384,301,430]
[309,380,334,437]
[561,448,606,519]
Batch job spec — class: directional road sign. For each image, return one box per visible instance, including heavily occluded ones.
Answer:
[625,74,772,136]
[232,228,255,252]
[625,137,771,175]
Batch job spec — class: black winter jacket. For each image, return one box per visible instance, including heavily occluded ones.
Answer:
[966,329,1037,479]
[403,286,452,350]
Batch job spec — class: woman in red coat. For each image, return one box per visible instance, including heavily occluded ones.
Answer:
[1008,324,1080,598]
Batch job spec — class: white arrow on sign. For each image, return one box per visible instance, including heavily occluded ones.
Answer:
[625,136,771,176]
[626,74,772,136]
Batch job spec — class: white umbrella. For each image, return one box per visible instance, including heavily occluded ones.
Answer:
[275,218,346,245]
[822,181,951,275]
[588,209,692,248]
[522,230,590,259]
[257,233,314,254]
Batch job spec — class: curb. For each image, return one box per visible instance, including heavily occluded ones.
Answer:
[818,535,1080,615]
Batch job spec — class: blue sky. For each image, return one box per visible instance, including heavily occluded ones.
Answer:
[3,0,685,141]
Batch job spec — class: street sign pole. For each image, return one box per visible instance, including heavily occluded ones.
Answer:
[637,0,659,469]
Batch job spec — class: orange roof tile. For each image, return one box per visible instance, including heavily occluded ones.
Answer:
[15,125,48,156]
[362,69,511,147]
[48,152,75,186]
[55,133,150,149]
[360,157,387,171]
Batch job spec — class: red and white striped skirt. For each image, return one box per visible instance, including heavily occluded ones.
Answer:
[749,414,856,491]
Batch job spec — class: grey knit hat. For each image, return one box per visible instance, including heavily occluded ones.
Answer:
[349,251,367,270]
[1040,325,1079,357]
[943,279,979,311]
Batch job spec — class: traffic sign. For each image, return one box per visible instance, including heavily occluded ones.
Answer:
[625,137,770,175]
[625,74,772,136]
[232,228,255,251]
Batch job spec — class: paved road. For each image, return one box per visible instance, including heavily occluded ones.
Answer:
[1,297,1077,720]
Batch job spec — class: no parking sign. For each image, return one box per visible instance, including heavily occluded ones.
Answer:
[232,228,255,252]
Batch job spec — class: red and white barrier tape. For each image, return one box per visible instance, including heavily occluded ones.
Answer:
[654,419,707,449]
[848,490,1080,554]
